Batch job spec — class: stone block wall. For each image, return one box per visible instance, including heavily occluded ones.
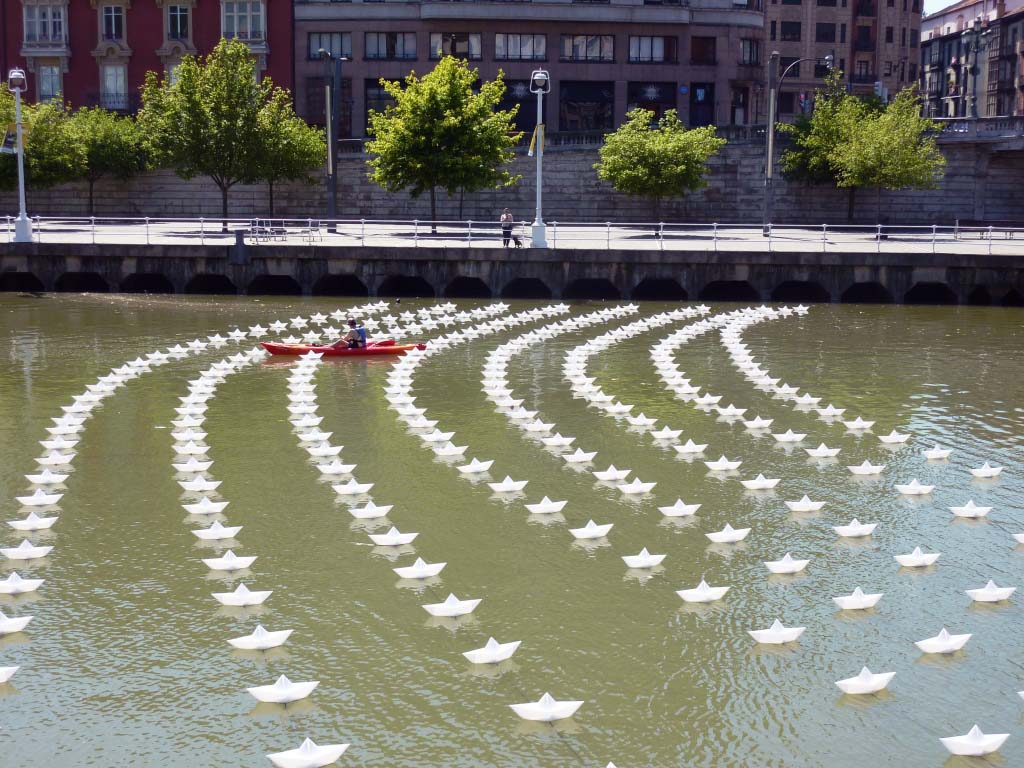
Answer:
[2,141,1020,225]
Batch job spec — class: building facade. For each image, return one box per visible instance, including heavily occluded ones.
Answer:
[294,0,767,139]
[765,0,922,114]
[0,0,293,109]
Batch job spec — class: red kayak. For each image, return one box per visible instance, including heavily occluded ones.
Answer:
[261,339,426,357]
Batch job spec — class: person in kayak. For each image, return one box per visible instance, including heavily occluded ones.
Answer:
[331,318,367,349]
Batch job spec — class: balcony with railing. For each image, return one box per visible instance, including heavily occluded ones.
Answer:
[84,92,141,113]
[850,72,877,83]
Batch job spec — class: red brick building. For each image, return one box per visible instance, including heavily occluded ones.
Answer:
[0,0,293,109]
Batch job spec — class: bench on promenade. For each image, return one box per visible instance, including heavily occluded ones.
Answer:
[955,220,1024,240]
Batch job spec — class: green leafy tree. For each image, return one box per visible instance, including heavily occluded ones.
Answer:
[594,108,727,221]
[255,88,326,216]
[70,107,146,215]
[23,100,87,192]
[139,38,276,226]
[366,56,522,230]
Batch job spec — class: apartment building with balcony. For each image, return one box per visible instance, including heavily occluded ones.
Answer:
[294,0,767,140]
[0,0,292,110]
[919,0,1024,116]
[765,0,921,116]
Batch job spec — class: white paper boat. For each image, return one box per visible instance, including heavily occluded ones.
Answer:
[940,725,1009,757]
[949,500,991,518]
[743,417,773,430]
[816,404,845,417]
[369,526,417,546]
[25,469,68,485]
[541,433,575,447]
[171,428,207,442]
[2,540,52,560]
[562,449,597,464]
[349,502,392,520]
[847,460,884,476]
[0,572,43,594]
[423,593,480,617]
[969,461,1003,478]
[307,443,342,457]
[178,478,221,493]
[192,520,241,540]
[8,511,58,531]
[433,442,468,457]
[523,420,554,433]
[267,738,348,768]
[172,441,209,456]
[676,579,729,603]
[228,624,292,650]
[510,692,583,722]
[805,443,840,458]
[420,429,454,443]
[521,497,567,516]
[0,666,19,684]
[793,393,821,405]
[15,489,62,506]
[894,546,941,567]
[569,520,613,539]
[716,404,746,417]
[183,497,229,515]
[694,393,722,405]
[843,417,875,430]
[488,476,528,493]
[291,415,323,428]
[248,674,319,704]
[593,465,631,482]
[332,479,373,495]
[764,553,808,574]
[36,451,74,466]
[966,580,1015,602]
[457,458,494,474]
[0,611,33,635]
[706,523,750,543]
[393,557,445,579]
[622,548,665,569]
[618,478,656,494]
[785,495,825,513]
[772,429,806,443]
[895,479,933,495]
[878,429,910,444]
[296,429,330,443]
[741,474,779,490]
[463,637,521,664]
[202,550,255,571]
[213,582,272,606]
[922,445,951,460]
[650,426,682,440]
[833,518,877,538]
[659,499,701,517]
[915,626,971,653]
[704,456,741,471]
[832,587,883,610]
[172,457,213,473]
[674,440,708,455]
[835,667,895,694]
[748,619,804,644]
[626,413,657,427]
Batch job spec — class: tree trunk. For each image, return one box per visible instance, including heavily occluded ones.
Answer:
[220,183,229,232]
[653,196,662,236]
[430,186,437,234]
[876,185,882,225]
[88,178,95,217]
[458,187,464,220]
[846,187,856,223]
[268,181,275,218]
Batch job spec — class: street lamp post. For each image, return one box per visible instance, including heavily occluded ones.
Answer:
[529,69,551,249]
[961,19,991,119]
[319,48,347,224]
[8,69,31,243]
[762,51,833,234]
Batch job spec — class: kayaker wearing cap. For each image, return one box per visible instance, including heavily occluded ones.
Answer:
[331,318,367,349]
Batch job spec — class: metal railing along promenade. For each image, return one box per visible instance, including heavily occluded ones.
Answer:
[4,216,1024,256]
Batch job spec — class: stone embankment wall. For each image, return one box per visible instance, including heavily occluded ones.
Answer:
[3,142,1021,224]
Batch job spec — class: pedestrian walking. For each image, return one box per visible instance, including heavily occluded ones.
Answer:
[500,208,522,248]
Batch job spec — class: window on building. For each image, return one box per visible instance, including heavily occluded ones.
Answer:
[690,36,717,64]
[885,26,893,44]
[24,4,65,43]
[430,32,481,60]
[558,80,614,131]
[627,81,676,119]
[494,33,546,61]
[100,63,126,109]
[560,34,614,62]
[168,5,189,40]
[901,27,906,46]
[365,32,416,60]
[912,0,918,9]
[770,21,776,41]
[778,91,795,113]
[308,32,351,60]
[498,80,541,133]
[38,64,61,101]
[887,0,893,5]
[780,21,801,42]
[816,23,836,42]
[781,56,800,77]
[102,6,124,41]
[910,29,918,48]
[740,38,760,65]
[628,36,677,63]
[855,60,870,77]
[781,0,801,4]
[817,0,837,6]
[840,23,846,42]
[884,60,892,76]
[902,0,906,9]
[909,62,917,80]
[365,80,396,130]
[223,1,264,41]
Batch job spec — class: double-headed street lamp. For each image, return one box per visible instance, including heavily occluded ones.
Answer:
[318,48,349,223]
[8,68,32,243]
[529,69,551,249]
[762,51,833,234]
[961,19,991,119]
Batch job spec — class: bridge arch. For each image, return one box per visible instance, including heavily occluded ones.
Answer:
[770,280,831,303]
[248,274,303,295]
[312,273,369,297]
[444,276,491,298]
[55,272,109,292]
[631,278,687,301]
[904,282,957,305]
[0,272,44,292]
[699,280,759,302]
[378,275,435,298]
[501,277,551,299]
[185,274,237,295]
[121,273,175,294]
[563,278,620,300]
[840,282,894,304]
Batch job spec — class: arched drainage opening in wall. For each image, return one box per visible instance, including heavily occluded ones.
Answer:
[904,282,958,305]
[771,281,831,303]
[563,279,621,300]
[0,272,44,292]
[501,278,552,299]
[55,272,109,293]
[378,275,435,298]
[312,274,369,297]
[444,276,492,299]
[840,282,894,304]
[1001,289,1024,307]
[121,273,175,294]
[967,286,992,306]
[185,274,238,295]
[698,281,759,302]
[631,278,687,301]
[248,274,303,296]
